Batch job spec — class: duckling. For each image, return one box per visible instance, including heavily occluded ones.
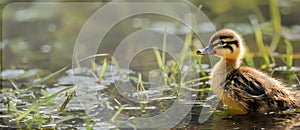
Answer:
[196,29,299,114]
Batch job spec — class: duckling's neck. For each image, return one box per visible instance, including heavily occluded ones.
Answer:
[218,58,240,71]
[211,58,240,97]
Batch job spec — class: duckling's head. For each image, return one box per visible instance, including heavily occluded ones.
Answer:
[197,29,245,62]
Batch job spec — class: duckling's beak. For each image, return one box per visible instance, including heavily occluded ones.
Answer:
[196,46,216,55]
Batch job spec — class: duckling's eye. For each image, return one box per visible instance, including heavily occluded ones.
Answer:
[218,39,239,48]
[216,39,235,53]
[218,39,225,45]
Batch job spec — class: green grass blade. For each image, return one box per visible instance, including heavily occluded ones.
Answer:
[244,50,255,67]
[9,80,19,90]
[85,117,94,130]
[98,58,108,80]
[284,39,293,70]
[180,30,193,65]
[137,73,145,91]
[26,53,111,89]
[110,105,124,122]
[111,56,121,71]
[27,66,69,89]
[269,0,282,51]
[17,86,74,121]
[136,73,148,100]
[75,52,81,68]
[17,53,114,120]
[90,60,97,74]
[193,51,207,76]
[270,0,281,33]
[190,5,207,76]
[249,15,270,68]
[183,87,211,92]
[270,35,281,52]
[153,48,163,69]
[182,76,210,85]
[162,27,167,67]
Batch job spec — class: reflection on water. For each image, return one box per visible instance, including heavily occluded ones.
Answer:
[188,111,300,129]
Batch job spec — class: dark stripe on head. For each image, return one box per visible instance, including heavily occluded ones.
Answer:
[220,35,234,39]
[210,35,234,44]
[222,44,234,52]
[222,40,239,48]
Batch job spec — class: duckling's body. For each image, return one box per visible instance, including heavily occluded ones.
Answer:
[197,29,299,114]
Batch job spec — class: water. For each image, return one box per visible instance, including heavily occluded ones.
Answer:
[1,0,300,129]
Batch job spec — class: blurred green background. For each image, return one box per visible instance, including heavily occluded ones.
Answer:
[1,0,300,71]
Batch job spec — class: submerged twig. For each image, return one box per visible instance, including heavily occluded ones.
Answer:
[58,90,76,112]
